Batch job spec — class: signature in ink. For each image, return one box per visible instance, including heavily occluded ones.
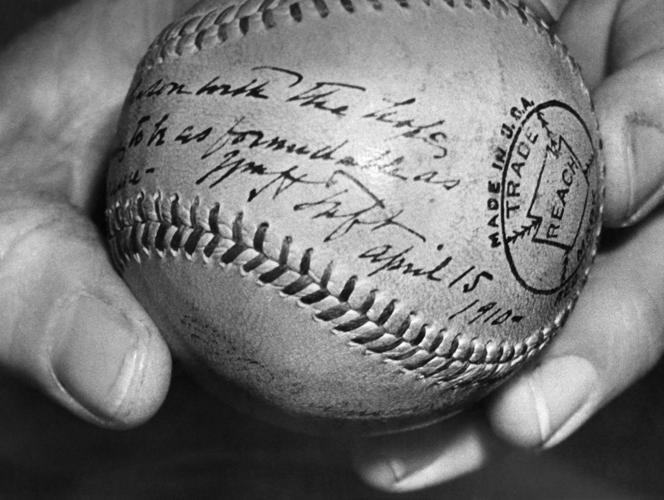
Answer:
[358,244,452,280]
[253,66,367,117]
[293,170,426,243]
[337,150,460,189]
[362,98,448,158]
[201,117,348,163]
[195,149,326,201]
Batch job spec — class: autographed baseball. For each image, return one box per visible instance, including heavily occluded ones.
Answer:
[107,0,603,433]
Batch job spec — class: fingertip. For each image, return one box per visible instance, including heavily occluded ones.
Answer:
[49,293,171,429]
[489,355,599,449]
[103,307,172,428]
[354,454,405,493]
[352,418,489,492]
[0,196,173,429]
[117,330,171,428]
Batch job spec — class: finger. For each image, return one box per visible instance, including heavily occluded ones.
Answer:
[555,0,621,89]
[352,414,491,492]
[594,52,664,227]
[558,1,664,227]
[0,0,200,212]
[489,215,664,448]
[0,192,171,428]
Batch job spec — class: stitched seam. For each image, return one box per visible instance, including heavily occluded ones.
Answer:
[138,0,607,236]
[142,0,570,73]
[119,0,605,388]
[105,191,582,387]
[140,0,606,256]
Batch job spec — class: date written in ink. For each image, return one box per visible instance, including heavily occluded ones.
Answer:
[358,244,493,291]
[448,300,525,326]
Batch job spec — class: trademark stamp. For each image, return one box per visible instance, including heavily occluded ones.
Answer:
[487,99,599,295]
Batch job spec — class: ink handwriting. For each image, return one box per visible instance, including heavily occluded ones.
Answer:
[293,170,426,243]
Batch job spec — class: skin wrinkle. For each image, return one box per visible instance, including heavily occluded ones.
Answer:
[3,37,63,130]
[624,112,664,222]
[0,1,197,211]
[45,293,142,427]
[593,272,630,381]
[623,113,637,222]
[625,242,664,374]
[0,99,82,204]
[636,280,664,372]
[111,342,147,423]
[599,0,625,80]
[0,214,157,426]
[0,231,80,367]
[556,0,621,89]
[0,204,103,362]
[525,368,550,442]
[0,0,180,435]
[0,202,70,260]
[543,387,598,448]
[58,106,119,209]
[611,0,664,70]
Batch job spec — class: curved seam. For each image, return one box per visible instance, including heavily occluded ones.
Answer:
[106,191,586,387]
[142,0,570,72]
[114,0,605,388]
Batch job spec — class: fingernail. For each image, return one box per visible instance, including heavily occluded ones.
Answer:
[360,456,407,489]
[623,116,664,226]
[526,356,597,448]
[51,295,144,423]
[357,423,487,492]
[392,430,486,492]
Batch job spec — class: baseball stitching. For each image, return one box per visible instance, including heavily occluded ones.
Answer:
[142,0,573,75]
[139,0,604,210]
[110,0,605,389]
[106,191,579,388]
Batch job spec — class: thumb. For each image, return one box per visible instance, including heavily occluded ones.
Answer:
[0,192,171,428]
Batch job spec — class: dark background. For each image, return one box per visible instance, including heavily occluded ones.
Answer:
[1,1,663,498]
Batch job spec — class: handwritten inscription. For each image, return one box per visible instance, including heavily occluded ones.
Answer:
[203,117,348,163]
[128,66,448,157]
[112,64,524,327]
[112,114,459,196]
[363,98,448,158]
[358,244,494,292]
[293,171,426,243]
[449,299,524,326]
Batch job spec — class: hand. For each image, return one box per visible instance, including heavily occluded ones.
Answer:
[354,0,664,492]
[0,0,200,427]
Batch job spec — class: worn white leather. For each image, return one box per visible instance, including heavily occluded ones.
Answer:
[106,0,603,433]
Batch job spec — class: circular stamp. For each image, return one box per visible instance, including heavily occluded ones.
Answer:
[500,101,598,295]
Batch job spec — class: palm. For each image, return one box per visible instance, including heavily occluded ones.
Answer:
[0,1,201,212]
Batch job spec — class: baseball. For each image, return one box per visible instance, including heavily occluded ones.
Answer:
[106,0,603,434]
